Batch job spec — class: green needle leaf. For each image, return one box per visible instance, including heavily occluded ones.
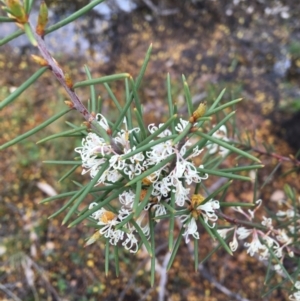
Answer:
[167,226,185,270]
[45,0,106,34]
[206,98,242,116]
[135,44,152,90]
[58,165,79,183]
[196,130,261,163]
[182,75,193,116]
[197,166,251,181]
[134,185,153,219]
[0,29,23,46]
[24,22,37,46]
[103,83,122,112]
[36,126,87,144]
[130,220,152,256]
[194,237,199,272]
[210,226,233,256]
[0,108,72,150]
[0,67,48,110]
[207,88,226,112]
[149,211,156,286]
[43,160,82,165]
[168,191,176,251]
[114,246,119,277]
[105,239,110,276]
[133,181,142,213]
[84,65,96,113]
[62,161,109,225]
[0,16,15,22]
[73,73,130,88]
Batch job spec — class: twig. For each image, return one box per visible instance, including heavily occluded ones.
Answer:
[197,264,251,301]
[0,283,22,301]
[118,243,168,301]
[232,140,300,167]
[142,0,179,16]
[158,252,171,301]
[31,23,93,124]
[26,256,62,301]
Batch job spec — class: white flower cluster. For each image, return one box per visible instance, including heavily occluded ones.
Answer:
[218,200,293,260]
[75,114,220,251]
[179,195,220,243]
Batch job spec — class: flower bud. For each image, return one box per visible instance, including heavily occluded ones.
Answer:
[31,54,48,66]
[36,1,48,36]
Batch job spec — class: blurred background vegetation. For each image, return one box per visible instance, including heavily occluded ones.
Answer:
[0,0,299,300]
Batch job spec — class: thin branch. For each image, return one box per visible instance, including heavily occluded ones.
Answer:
[233,140,300,167]
[158,252,171,301]
[142,0,179,16]
[31,23,93,123]
[0,283,22,301]
[118,243,167,301]
[197,264,251,301]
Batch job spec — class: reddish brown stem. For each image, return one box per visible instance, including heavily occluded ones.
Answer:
[31,23,94,124]
[233,140,300,167]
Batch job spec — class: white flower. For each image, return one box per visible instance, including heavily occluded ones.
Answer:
[88,203,136,250]
[248,199,262,219]
[190,146,203,158]
[109,154,125,170]
[145,140,174,165]
[122,232,138,253]
[75,133,109,177]
[153,177,172,197]
[148,123,172,137]
[119,190,136,208]
[295,282,300,290]
[217,227,235,239]
[236,227,253,240]
[261,216,273,228]
[206,125,230,157]
[106,169,122,183]
[153,203,166,218]
[197,198,220,227]
[175,118,189,133]
[243,230,270,260]
[96,113,110,131]
[135,211,150,237]
[229,232,239,252]
[173,180,190,207]
[218,227,238,252]
[277,209,296,219]
[274,264,282,272]
[179,196,220,243]
[289,291,300,301]
[180,216,199,244]
[276,229,292,245]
